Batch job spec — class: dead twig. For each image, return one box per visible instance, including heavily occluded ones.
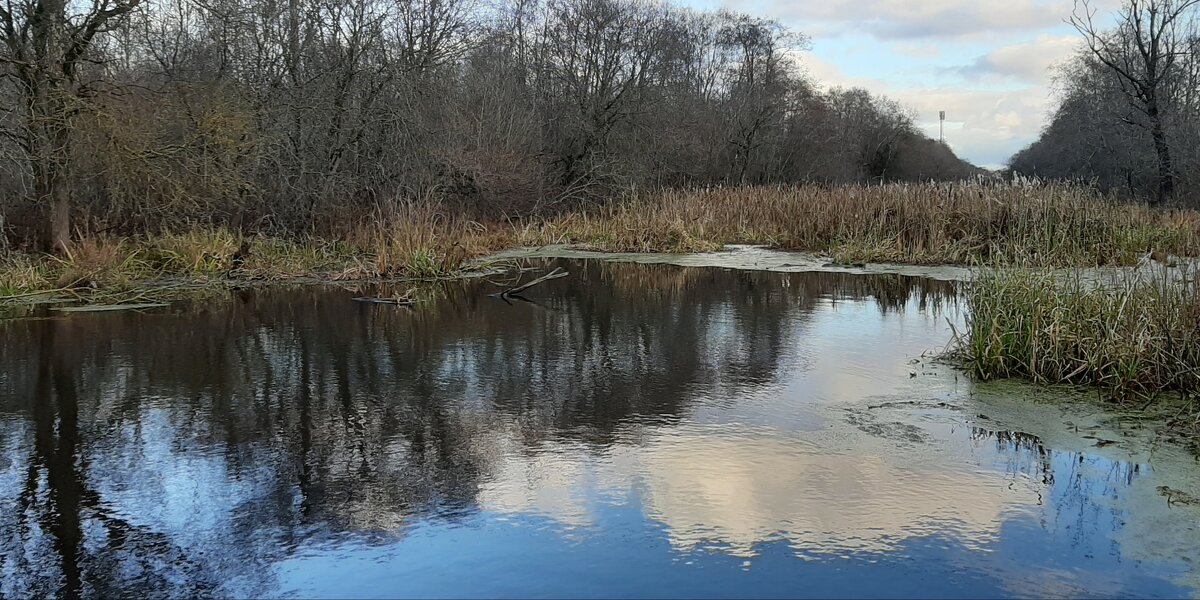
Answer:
[492,267,568,299]
[352,296,413,305]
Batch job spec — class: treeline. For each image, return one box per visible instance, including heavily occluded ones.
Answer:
[1010,0,1199,206]
[0,0,976,249]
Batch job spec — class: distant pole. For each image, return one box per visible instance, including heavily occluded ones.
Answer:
[939,111,945,143]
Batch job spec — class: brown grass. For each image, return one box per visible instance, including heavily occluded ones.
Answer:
[522,183,1200,266]
[3,183,1199,303]
[54,237,153,289]
[0,200,515,302]
[339,199,513,279]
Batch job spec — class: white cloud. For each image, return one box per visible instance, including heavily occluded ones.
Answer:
[739,0,1069,39]
[954,35,1081,83]
[799,52,1054,168]
[892,43,943,59]
[749,0,1124,166]
[898,87,1053,168]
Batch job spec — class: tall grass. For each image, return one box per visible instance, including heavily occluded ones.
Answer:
[0,199,514,300]
[525,183,1200,265]
[3,183,1199,302]
[341,199,511,278]
[957,266,1200,400]
[0,252,53,296]
[143,229,243,275]
[54,237,155,288]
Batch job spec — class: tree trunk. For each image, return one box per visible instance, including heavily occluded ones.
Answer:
[29,85,75,252]
[1149,112,1175,205]
[33,130,73,252]
[49,193,70,253]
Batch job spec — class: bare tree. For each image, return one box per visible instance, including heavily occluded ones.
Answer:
[718,14,805,183]
[0,0,143,250]
[1071,0,1200,204]
[0,0,979,244]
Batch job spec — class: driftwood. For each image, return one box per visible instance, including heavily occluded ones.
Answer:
[352,285,420,305]
[54,303,170,313]
[493,267,568,299]
[352,296,413,305]
[351,266,568,306]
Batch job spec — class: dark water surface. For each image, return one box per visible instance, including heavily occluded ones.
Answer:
[1,260,1197,598]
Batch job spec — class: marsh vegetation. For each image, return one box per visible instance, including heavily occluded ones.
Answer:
[959,267,1200,408]
[521,183,1200,264]
[3,181,1199,295]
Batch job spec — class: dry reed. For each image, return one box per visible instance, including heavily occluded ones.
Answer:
[523,183,1200,265]
[3,183,1199,302]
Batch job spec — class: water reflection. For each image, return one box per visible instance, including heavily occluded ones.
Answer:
[480,422,1034,556]
[0,262,1189,598]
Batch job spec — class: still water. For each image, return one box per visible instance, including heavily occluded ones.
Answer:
[1,260,1198,598]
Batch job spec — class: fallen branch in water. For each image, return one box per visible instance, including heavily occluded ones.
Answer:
[493,267,568,299]
[0,287,79,302]
[352,296,413,305]
[352,286,420,306]
[54,303,170,313]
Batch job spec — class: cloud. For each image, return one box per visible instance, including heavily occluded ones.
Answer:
[798,52,1054,168]
[954,35,1080,83]
[757,1,1115,166]
[739,0,1069,39]
[896,87,1053,168]
[892,44,943,59]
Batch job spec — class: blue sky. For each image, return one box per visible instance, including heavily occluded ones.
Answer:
[683,0,1122,169]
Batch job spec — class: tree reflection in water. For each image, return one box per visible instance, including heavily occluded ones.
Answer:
[0,261,1162,598]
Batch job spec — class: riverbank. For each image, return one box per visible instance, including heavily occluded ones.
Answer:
[5,182,1199,300]
[0,201,513,301]
[4,183,1200,408]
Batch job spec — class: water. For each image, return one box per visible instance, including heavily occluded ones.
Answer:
[1,260,1197,598]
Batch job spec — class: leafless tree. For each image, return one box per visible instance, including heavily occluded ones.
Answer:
[0,0,143,249]
[1070,0,1200,203]
[0,0,979,246]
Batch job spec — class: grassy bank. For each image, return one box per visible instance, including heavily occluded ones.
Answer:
[4,183,1200,303]
[0,201,513,300]
[957,267,1200,403]
[523,183,1200,265]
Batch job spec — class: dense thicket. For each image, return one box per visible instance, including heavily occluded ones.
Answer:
[1011,0,1199,206]
[0,0,976,248]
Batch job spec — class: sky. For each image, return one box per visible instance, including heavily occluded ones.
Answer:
[684,0,1122,169]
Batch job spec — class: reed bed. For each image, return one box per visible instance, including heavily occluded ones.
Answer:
[0,203,514,301]
[524,183,1200,265]
[957,266,1200,401]
[3,182,1199,303]
[339,199,508,279]
[0,252,53,296]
